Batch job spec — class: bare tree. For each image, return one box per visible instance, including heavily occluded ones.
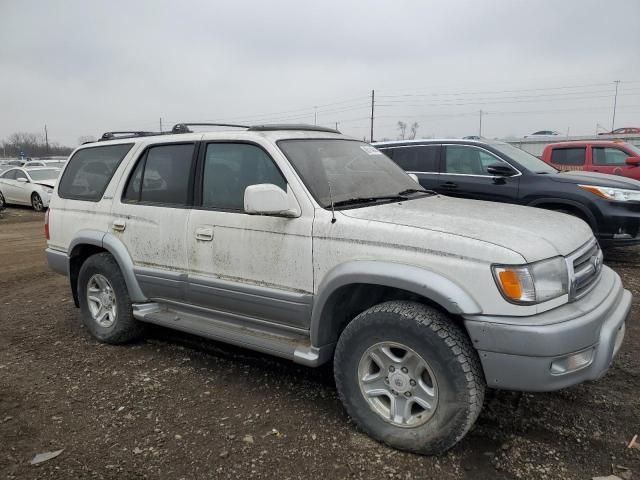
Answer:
[397,121,407,140]
[408,122,419,140]
[1,131,72,158]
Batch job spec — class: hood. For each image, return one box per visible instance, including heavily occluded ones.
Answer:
[339,195,592,263]
[34,180,56,189]
[551,171,640,189]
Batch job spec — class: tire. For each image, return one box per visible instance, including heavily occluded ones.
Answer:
[334,300,485,455]
[0,191,5,209]
[31,193,44,212]
[77,252,144,344]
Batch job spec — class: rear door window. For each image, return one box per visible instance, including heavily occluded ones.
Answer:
[123,143,195,206]
[592,147,628,166]
[59,144,133,201]
[549,148,585,166]
[1,169,16,180]
[391,145,440,172]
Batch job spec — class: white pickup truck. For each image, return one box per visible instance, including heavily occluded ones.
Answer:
[45,123,629,454]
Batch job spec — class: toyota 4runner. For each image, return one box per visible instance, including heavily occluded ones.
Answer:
[46,123,630,455]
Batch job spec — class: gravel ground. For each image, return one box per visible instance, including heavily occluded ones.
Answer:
[1,206,639,480]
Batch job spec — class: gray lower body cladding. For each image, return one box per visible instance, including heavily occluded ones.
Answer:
[464,266,630,391]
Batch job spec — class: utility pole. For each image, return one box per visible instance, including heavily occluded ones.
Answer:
[611,80,620,132]
[314,106,318,125]
[335,122,339,131]
[44,124,49,155]
[478,110,484,137]
[159,117,163,132]
[370,89,375,142]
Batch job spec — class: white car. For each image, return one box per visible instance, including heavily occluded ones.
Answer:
[0,167,60,211]
[524,130,561,138]
[24,160,67,169]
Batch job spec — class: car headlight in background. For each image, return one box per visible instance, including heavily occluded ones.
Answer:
[579,185,640,202]
[492,257,568,304]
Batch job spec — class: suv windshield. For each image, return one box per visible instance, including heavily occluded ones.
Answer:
[492,143,557,174]
[28,169,60,181]
[278,139,427,208]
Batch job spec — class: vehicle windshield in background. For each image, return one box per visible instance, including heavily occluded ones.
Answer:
[28,169,60,181]
[278,139,427,209]
[627,143,640,156]
[492,143,558,174]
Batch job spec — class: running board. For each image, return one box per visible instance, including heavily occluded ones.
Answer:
[132,303,333,367]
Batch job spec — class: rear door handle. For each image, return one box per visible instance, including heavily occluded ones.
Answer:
[112,220,126,232]
[195,226,214,241]
[440,182,458,189]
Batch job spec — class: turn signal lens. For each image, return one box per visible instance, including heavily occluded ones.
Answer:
[498,270,522,299]
[492,266,536,304]
[492,257,568,305]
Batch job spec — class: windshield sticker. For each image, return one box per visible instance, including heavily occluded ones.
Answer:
[360,145,383,155]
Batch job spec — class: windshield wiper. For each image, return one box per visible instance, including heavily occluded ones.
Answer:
[332,195,408,208]
[397,188,436,196]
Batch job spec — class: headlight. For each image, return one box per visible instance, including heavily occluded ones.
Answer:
[579,184,640,202]
[44,188,53,194]
[492,257,568,304]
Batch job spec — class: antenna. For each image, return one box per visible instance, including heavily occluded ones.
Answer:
[327,178,337,224]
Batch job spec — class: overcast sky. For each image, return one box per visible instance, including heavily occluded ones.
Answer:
[1,0,639,147]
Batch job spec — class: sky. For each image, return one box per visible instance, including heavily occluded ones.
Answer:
[1,0,640,147]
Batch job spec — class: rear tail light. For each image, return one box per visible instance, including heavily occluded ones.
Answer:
[44,209,50,240]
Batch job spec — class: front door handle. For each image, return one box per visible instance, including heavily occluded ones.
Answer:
[195,226,214,241]
[112,220,126,232]
[440,182,458,189]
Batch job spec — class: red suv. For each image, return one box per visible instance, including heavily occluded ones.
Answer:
[541,141,640,180]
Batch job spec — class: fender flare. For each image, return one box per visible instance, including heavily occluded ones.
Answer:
[526,197,597,230]
[68,230,147,303]
[310,261,481,347]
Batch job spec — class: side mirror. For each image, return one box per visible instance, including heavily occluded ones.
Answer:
[408,173,419,183]
[625,156,640,167]
[486,163,517,177]
[17,177,28,183]
[244,184,299,217]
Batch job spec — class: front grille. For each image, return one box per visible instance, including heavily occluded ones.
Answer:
[569,240,603,300]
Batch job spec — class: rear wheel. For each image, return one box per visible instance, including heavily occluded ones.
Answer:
[0,191,5,209]
[78,253,144,344]
[31,193,44,212]
[334,301,485,455]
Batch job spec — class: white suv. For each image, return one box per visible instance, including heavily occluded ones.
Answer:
[46,123,630,454]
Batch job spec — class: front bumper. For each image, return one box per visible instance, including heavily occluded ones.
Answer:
[594,200,640,246]
[464,265,630,391]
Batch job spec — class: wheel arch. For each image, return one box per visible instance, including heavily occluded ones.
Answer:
[68,231,147,306]
[310,261,481,348]
[527,198,597,229]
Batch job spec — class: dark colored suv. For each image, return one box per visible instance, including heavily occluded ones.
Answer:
[374,139,640,247]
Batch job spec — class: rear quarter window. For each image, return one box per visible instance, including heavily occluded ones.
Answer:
[58,144,133,201]
[550,147,585,166]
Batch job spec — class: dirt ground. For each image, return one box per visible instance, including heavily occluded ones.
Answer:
[0,206,638,480]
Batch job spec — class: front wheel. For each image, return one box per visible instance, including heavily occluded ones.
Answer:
[31,193,44,212]
[334,301,485,455]
[0,191,6,210]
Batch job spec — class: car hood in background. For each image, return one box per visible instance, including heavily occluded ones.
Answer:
[340,195,592,263]
[552,171,640,189]
[34,180,56,189]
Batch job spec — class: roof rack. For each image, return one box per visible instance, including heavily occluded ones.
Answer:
[248,124,340,134]
[94,122,342,144]
[171,122,249,133]
[100,131,160,141]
